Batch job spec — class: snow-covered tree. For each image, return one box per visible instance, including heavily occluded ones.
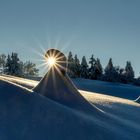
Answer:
[5,53,22,76]
[73,55,81,78]
[94,58,103,79]
[103,58,118,82]
[89,55,95,68]
[23,61,39,76]
[67,52,75,77]
[4,54,12,75]
[89,54,96,79]
[80,56,88,78]
[0,54,6,73]
[11,53,23,76]
[124,61,134,82]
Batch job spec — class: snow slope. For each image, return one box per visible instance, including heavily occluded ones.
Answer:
[1,75,140,101]
[73,78,140,100]
[0,80,100,140]
[0,75,140,140]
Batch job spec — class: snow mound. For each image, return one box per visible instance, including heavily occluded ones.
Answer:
[33,69,101,115]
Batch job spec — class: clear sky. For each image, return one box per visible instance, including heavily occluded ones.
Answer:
[0,0,140,76]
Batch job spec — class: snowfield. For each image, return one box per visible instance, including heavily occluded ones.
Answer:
[0,75,140,140]
[73,78,140,100]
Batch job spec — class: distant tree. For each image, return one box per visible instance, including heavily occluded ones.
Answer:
[94,58,103,79]
[73,55,81,77]
[103,58,118,82]
[23,61,39,76]
[80,56,88,78]
[11,53,23,76]
[89,54,96,79]
[124,61,134,82]
[89,55,96,68]
[0,54,6,73]
[4,54,12,75]
[5,53,22,76]
[67,52,75,77]
[117,67,127,83]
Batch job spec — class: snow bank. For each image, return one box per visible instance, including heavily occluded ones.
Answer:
[1,75,140,101]
[73,78,140,100]
[0,79,103,140]
[0,78,140,139]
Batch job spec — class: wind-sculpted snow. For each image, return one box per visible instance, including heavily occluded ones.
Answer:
[0,79,140,140]
[0,77,140,139]
[33,69,103,115]
[0,74,37,89]
[1,75,140,101]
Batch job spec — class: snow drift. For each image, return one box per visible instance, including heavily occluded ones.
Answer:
[33,68,101,114]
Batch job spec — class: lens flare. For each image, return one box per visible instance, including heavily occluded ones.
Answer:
[47,57,56,67]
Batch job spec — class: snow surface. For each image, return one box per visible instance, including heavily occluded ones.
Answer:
[1,75,140,101]
[33,69,103,115]
[73,78,140,100]
[0,75,140,140]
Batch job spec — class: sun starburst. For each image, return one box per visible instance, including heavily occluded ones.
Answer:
[47,57,56,67]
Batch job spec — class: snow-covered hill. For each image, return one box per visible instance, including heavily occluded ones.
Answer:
[1,75,140,101]
[0,75,140,140]
[73,78,140,100]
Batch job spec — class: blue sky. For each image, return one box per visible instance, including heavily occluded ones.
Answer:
[0,0,140,76]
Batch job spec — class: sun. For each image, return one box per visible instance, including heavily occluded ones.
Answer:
[47,57,56,67]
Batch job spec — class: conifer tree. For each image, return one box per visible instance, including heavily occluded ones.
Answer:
[73,55,81,77]
[67,51,75,77]
[5,53,22,76]
[5,54,12,75]
[0,54,6,73]
[80,56,88,78]
[124,61,134,82]
[89,54,96,79]
[94,58,103,79]
[104,58,118,82]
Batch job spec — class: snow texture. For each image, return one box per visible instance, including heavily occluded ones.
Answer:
[0,75,140,140]
[73,78,140,100]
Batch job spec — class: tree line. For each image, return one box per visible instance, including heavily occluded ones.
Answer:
[67,51,140,86]
[0,51,140,87]
[0,53,39,77]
